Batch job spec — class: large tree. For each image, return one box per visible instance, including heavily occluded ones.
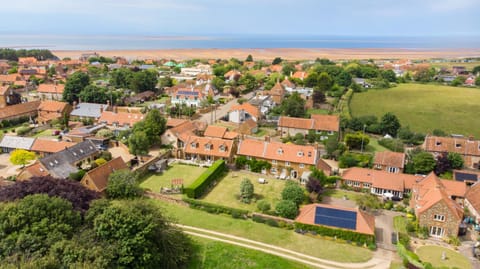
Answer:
[344,132,370,150]
[128,130,150,156]
[413,152,436,174]
[380,112,401,136]
[316,72,334,92]
[239,178,254,204]
[447,152,464,170]
[130,70,158,93]
[281,181,305,206]
[110,68,133,89]
[63,71,90,103]
[280,92,306,117]
[106,170,142,199]
[78,85,110,104]
[9,149,35,167]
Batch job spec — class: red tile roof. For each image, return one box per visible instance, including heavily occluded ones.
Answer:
[38,100,69,112]
[31,139,76,154]
[278,115,340,132]
[296,203,375,235]
[237,139,318,165]
[229,102,261,120]
[374,151,406,169]
[0,101,40,120]
[466,182,480,215]
[98,111,144,127]
[342,167,423,192]
[81,157,128,192]
[37,84,65,94]
[424,135,480,157]
[204,125,227,138]
[184,135,234,158]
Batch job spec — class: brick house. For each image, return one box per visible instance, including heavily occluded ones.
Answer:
[80,157,128,193]
[236,138,331,181]
[278,114,340,140]
[465,182,480,222]
[0,85,21,108]
[97,110,144,134]
[30,139,76,157]
[161,120,201,159]
[37,100,72,125]
[423,135,480,169]
[184,135,236,164]
[410,173,464,238]
[373,151,406,173]
[37,84,65,100]
[203,125,239,140]
[267,82,286,105]
[0,101,40,122]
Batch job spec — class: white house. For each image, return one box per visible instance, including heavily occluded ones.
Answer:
[228,102,260,124]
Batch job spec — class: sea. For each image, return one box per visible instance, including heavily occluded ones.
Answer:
[0,35,479,50]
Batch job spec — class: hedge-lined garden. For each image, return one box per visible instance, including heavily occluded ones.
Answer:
[184,160,226,198]
[182,197,249,219]
[294,222,376,249]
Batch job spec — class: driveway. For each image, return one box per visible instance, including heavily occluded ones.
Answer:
[0,153,27,177]
[375,210,403,251]
[198,91,255,124]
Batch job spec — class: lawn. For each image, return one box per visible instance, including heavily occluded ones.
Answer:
[140,164,207,192]
[393,216,408,234]
[416,245,471,269]
[154,200,373,263]
[189,237,310,269]
[32,129,58,139]
[201,171,286,212]
[307,108,330,115]
[365,137,390,153]
[323,189,363,201]
[350,83,480,137]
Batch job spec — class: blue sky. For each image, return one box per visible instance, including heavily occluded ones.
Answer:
[0,0,478,36]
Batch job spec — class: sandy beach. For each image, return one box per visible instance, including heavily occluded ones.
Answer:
[52,48,480,61]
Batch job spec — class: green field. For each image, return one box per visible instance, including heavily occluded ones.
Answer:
[154,200,373,263]
[201,171,286,212]
[140,164,207,192]
[323,189,363,201]
[350,83,480,137]
[416,245,471,269]
[189,237,310,269]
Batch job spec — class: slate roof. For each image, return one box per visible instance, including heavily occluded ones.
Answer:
[39,140,99,179]
[0,135,35,150]
[71,103,107,118]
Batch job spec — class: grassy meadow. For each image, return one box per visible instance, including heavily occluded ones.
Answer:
[350,83,480,137]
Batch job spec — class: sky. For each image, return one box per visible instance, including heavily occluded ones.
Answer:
[0,0,478,37]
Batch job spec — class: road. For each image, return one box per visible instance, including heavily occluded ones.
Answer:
[198,91,255,124]
[177,224,393,269]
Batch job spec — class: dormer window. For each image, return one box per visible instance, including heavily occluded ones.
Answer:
[277,148,283,155]
[219,145,226,152]
[205,143,212,150]
[191,142,197,148]
[436,141,441,146]
[79,149,84,153]
[455,143,461,148]
[307,151,312,157]
[297,151,304,157]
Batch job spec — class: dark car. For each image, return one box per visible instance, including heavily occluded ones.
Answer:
[391,196,402,201]
[391,232,398,244]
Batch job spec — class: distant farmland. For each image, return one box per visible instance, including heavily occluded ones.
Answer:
[350,83,480,138]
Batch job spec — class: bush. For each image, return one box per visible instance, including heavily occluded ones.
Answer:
[69,170,86,181]
[257,200,271,213]
[16,126,32,136]
[265,219,279,227]
[294,222,375,245]
[275,200,298,219]
[183,198,249,218]
[184,160,226,198]
[384,200,394,210]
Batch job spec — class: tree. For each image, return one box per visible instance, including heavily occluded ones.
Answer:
[272,57,283,65]
[257,200,271,213]
[312,89,326,104]
[344,132,370,150]
[380,112,401,136]
[96,128,115,139]
[78,85,110,104]
[306,176,322,194]
[130,70,158,93]
[381,70,397,82]
[106,170,142,199]
[158,76,174,89]
[140,109,167,145]
[413,152,436,174]
[435,153,451,175]
[245,54,253,62]
[355,194,381,211]
[110,68,133,89]
[63,71,90,103]
[282,63,296,76]
[447,152,464,169]
[475,76,480,87]
[239,73,258,93]
[9,149,35,167]
[335,71,352,87]
[316,72,334,92]
[280,92,306,117]
[128,130,150,156]
[281,181,305,206]
[473,65,480,75]
[239,178,254,203]
[0,176,99,212]
[275,200,298,219]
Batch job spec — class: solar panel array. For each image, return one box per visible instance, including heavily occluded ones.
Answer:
[178,91,199,96]
[454,171,478,182]
[314,206,357,230]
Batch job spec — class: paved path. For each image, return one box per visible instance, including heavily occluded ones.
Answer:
[198,91,255,124]
[177,224,393,269]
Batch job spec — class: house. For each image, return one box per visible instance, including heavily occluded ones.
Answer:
[237,118,258,135]
[296,203,375,236]
[0,85,21,108]
[278,114,340,140]
[161,120,200,158]
[224,70,242,82]
[70,102,108,121]
[373,151,406,173]
[37,84,65,100]
[39,140,100,179]
[63,124,108,143]
[18,57,38,66]
[97,111,144,134]
[171,87,204,107]
[0,74,21,84]
[292,71,308,81]
[0,136,35,153]
[465,182,480,221]
[30,139,76,157]
[16,161,50,181]
[236,138,330,180]
[267,82,286,104]
[341,167,423,199]
[249,94,274,116]
[410,173,464,238]
[452,66,466,75]
[464,76,476,86]
[37,100,72,125]
[228,102,261,124]
[423,135,480,169]
[80,157,128,193]
[0,101,40,122]
[203,125,239,140]
[184,135,235,164]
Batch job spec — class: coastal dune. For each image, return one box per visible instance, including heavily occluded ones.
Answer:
[52,48,480,61]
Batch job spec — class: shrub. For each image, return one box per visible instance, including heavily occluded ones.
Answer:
[182,198,249,218]
[257,200,271,213]
[69,170,86,181]
[384,200,394,210]
[275,200,298,219]
[265,219,279,227]
[16,126,32,136]
[184,160,226,198]
[294,222,375,245]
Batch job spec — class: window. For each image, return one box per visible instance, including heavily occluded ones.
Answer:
[277,148,283,155]
[191,142,197,148]
[388,167,398,173]
[430,226,443,237]
[328,131,334,135]
[455,143,461,148]
[435,141,441,146]
[219,145,226,152]
[363,183,371,188]
[307,151,312,157]
[299,164,305,168]
[246,156,251,160]
[285,161,290,167]
[205,144,212,150]
[270,167,277,174]
[352,181,360,187]
[176,95,179,99]
[345,180,352,186]
[433,214,445,221]
[272,160,277,165]
[297,151,304,157]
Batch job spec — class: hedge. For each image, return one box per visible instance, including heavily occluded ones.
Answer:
[252,214,294,230]
[182,197,249,218]
[184,160,226,198]
[294,222,376,247]
[397,242,424,269]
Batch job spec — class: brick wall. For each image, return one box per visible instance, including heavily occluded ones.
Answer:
[418,200,461,237]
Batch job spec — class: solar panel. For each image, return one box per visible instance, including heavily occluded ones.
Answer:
[454,172,478,182]
[314,206,357,231]
[178,91,199,96]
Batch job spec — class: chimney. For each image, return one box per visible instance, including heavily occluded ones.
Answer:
[100,105,104,113]
[468,135,474,141]
[265,136,270,142]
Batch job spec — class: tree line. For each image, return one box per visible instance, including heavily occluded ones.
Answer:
[0,48,57,61]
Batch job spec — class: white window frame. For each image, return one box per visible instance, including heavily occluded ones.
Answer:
[352,181,360,187]
[433,214,445,222]
[272,159,277,165]
[297,151,304,157]
[285,161,291,167]
[430,226,444,237]
[299,163,305,168]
